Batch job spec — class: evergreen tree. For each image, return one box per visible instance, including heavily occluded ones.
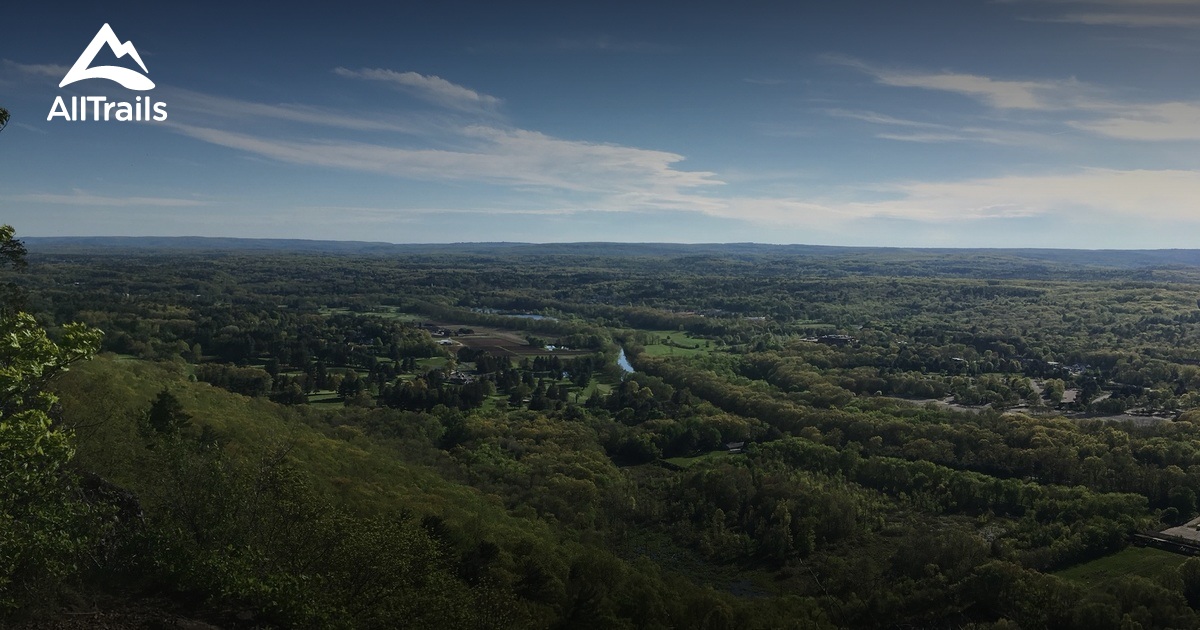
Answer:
[145,388,192,435]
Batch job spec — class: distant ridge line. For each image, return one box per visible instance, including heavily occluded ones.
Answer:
[21,237,1200,273]
[20,236,1200,270]
[21,235,1200,252]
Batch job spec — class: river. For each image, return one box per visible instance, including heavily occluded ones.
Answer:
[617,348,634,374]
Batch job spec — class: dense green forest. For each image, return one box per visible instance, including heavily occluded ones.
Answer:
[10,233,1200,628]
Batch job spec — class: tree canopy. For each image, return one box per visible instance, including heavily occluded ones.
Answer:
[0,226,102,613]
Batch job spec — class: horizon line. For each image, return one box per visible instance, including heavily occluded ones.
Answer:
[18,235,1200,253]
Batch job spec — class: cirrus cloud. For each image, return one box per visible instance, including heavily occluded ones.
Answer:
[169,121,720,196]
[333,67,502,111]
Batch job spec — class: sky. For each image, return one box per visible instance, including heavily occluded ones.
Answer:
[3,0,1200,248]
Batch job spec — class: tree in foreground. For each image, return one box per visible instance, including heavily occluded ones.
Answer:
[0,225,103,614]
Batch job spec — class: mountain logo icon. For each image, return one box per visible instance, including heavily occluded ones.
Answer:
[59,23,155,91]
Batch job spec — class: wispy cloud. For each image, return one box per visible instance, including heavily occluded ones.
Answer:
[11,191,208,207]
[824,109,1060,146]
[510,167,1200,229]
[168,71,724,219]
[825,109,945,128]
[829,56,1068,110]
[998,1,1200,6]
[164,89,440,134]
[171,121,719,197]
[695,168,1200,227]
[838,168,1200,222]
[2,59,68,78]
[1070,101,1200,140]
[878,73,1056,110]
[167,64,1200,236]
[296,205,575,219]
[1034,12,1200,25]
[1002,0,1200,27]
[874,130,1054,145]
[828,56,1200,144]
[333,67,502,111]
[10,122,47,134]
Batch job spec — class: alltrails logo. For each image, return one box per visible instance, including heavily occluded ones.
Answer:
[47,23,168,122]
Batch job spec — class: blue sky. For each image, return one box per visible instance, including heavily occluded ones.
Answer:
[4,0,1200,247]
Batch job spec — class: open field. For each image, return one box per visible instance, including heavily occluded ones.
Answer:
[640,330,716,358]
[323,306,596,360]
[307,389,343,405]
[454,334,591,358]
[583,378,615,397]
[320,306,420,322]
[415,356,451,369]
[1054,546,1187,589]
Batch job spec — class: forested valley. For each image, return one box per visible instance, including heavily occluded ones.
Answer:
[10,232,1200,628]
